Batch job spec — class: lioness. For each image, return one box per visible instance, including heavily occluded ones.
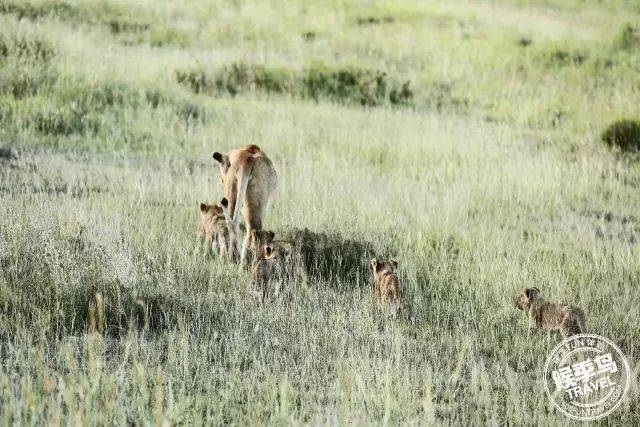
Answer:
[213,145,277,264]
[371,258,401,315]
[514,287,586,337]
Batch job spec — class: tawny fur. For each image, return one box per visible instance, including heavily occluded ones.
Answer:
[213,145,277,265]
[249,229,308,283]
[514,287,586,337]
[249,229,276,259]
[251,244,288,300]
[198,202,228,256]
[371,258,401,315]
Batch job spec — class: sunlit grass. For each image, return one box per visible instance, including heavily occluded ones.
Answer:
[0,0,639,424]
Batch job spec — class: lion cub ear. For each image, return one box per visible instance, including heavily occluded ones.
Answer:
[390,258,398,269]
[268,231,275,240]
[370,258,378,271]
[199,203,208,213]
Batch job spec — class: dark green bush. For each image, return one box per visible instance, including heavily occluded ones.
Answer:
[149,27,190,47]
[176,68,213,94]
[0,34,56,98]
[0,0,76,20]
[544,48,587,67]
[601,119,640,151]
[0,67,54,98]
[32,105,100,136]
[57,80,143,110]
[176,63,413,107]
[0,33,55,62]
[356,15,395,25]
[144,89,206,122]
[613,23,640,51]
[107,18,150,34]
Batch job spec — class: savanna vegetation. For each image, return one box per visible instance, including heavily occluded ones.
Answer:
[1,0,640,424]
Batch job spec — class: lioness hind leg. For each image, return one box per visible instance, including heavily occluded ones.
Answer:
[240,229,252,266]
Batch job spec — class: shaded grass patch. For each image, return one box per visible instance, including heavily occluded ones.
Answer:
[275,228,377,288]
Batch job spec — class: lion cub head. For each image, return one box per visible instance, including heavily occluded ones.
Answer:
[199,202,225,232]
[371,258,401,315]
[249,229,276,257]
[514,287,541,310]
[252,244,289,288]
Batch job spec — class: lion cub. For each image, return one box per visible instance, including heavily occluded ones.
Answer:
[251,244,289,299]
[371,258,401,315]
[514,287,586,337]
[249,229,276,259]
[199,202,245,256]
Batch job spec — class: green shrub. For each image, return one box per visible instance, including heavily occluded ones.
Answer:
[0,33,55,62]
[543,48,587,67]
[213,63,253,96]
[176,63,413,107]
[144,88,207,122]
[0,0,76,20]
[149,27,190,47]
[0,0,156,45]
[107,17,150,34]
[356,15,395,25]
[0,63,55,98]
[176,68,213,94]
[56,80,143,111]
[0,34,56,98]
[32,104,100,136]
[601,119,640,151]
[613,23,640,51]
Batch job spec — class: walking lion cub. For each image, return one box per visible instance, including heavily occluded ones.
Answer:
[198,202,228,256]
[251,244,289,300]
[514,287,586,337]
[371,258,401,315]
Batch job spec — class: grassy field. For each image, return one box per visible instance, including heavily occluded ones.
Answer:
[1,0,640,424]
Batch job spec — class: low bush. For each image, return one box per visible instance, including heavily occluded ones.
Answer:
[0,33,56,98]
[149,27,190,47]
[601,119,640,151]
[543,48,587,67]
[356,15,395,25]
[0,0,76,20]
[0,33,55,62]
[176,62,413,107]
[613,23,640,51]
